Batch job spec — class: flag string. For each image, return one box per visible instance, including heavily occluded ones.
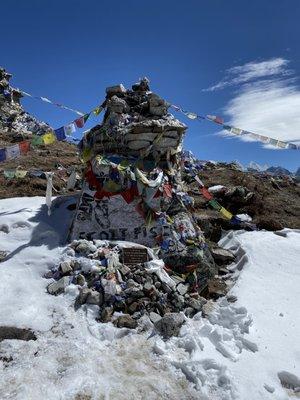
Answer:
[20,90,85,116]
[170,105,299,150]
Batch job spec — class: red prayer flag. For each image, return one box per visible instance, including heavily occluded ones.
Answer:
[19,141,30,154]
[75,116,85,128]
[201,187,213,200]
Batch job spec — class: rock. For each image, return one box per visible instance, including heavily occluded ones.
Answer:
[154,313,185,339]
[0,224,9,234]
[257,219,284,231]
[202,300,216,317]
[119,264,131,276]
[114,314,137,329]
[188,297,206,311]
[101,306,114,322]
[183,307,194,317]
[211,247,235,264]
[76,274,86,286]
[208,278,228,298]
[149,311,162,324]
[0,250,9,262]
[0,326,36,342]
[74,287,91,309]
[128,301,139,314]
[76,240,97,255]
[86,290,102,305]
[47,277,69,295]
[177,283,189,296]
[227,295,237,303]
[106,84,126,97]
[60,261,73,274]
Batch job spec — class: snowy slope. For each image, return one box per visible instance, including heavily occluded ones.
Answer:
[0,197,299,400]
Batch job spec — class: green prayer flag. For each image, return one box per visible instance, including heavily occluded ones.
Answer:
[208,199,222,211]
[84,113,91,123]
[31,135,44,147]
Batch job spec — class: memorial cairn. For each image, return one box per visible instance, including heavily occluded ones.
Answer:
[48,79,217,332]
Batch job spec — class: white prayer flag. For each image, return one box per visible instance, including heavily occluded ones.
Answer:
[64,123,76,136]
[6,144,20,160]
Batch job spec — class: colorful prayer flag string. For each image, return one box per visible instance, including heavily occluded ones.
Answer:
[170,105,299,150]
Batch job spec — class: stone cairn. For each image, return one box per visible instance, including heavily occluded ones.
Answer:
[47,79,223,332]
[0,67,50,138]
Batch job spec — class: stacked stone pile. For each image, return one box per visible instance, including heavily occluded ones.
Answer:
[71,78,218,295]
[0,67,50,138]
[46,239,235,332]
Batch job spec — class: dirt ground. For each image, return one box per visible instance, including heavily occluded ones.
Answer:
[1,131,299,229]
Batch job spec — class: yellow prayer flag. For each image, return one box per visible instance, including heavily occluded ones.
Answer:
[81,147,92,162]
[93,106,103,116]
[15,170,27,178]
[43,132,56,145]
[219,207,233,220]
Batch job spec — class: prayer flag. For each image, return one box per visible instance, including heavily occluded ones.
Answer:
[84,113,90,122]
[223,125,231,131]
[230,127,242,135]
[64,123,76,136]
[0,148,6,162]
[219,207,233,220]
[40,97,52,103]
[277,141,288,149]
[19,141,30,154]
[93,106,103,116]
[186,112,198,120]
[208,199,222,211]
[269,138,278,147]
[31,135,44,146]
[201,187,213,200]
[207,115,224,124]
[15,170,27,178]
[75,116,85,128]
[288,143,297,150]
[171,105,181,111]
[6,144,20,160]
[43,132,56,145]
[4,170,15,179]
[81,147,92,162]
[54,127,66,141]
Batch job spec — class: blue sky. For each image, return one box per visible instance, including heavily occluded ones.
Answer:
[2,0,300,171]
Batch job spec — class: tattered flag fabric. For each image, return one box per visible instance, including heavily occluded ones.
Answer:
[31,135,44,146]
[6,144,20,160]
[19,141,30,154]
[219,207,233,219]
[75,116,85,128]
[15,170,27,178]
[64,123,76,136]
[54,127,66,141]
[0,148,6,162]
[43,132,56,145]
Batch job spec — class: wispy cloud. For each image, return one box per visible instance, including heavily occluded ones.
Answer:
[204,58,300,148]
[222,78,300,147]
[203,58,292,92]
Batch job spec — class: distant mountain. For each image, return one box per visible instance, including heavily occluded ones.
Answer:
[266,166,292,176]
[295,167,300,177]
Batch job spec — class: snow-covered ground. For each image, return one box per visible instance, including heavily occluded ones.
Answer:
[0,197,299,400]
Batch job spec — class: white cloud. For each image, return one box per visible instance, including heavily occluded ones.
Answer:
[223,78,300,147]
[203,58,291,92]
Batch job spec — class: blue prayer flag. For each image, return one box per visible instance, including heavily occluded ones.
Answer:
[0,148,6,162]
[54,127,66,141]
